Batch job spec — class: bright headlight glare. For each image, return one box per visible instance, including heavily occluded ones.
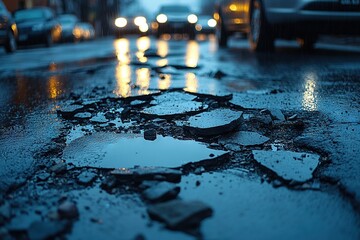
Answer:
[187,14,198,24]
[115,17,127,28]
[134,16,147,26]
[156,14,167,23]
[207,19,217,28]
[139,24,149,33]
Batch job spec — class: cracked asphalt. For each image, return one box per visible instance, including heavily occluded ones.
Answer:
[0,35,359,239]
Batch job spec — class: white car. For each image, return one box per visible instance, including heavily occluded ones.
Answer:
[215,0,360,51]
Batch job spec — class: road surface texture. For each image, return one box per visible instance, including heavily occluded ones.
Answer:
[0,35,359,239]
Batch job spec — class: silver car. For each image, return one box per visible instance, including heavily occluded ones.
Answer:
[215,0,360,51]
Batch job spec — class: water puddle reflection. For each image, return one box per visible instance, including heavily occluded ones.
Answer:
[63,132,228,169]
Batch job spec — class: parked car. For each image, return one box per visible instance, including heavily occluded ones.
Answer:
[196,15,217,34]
[14,7,61,47]
[57,14,79,42]
[114,15,149,38]
[215,0,360,51]
[76,22,95,41]
[155,4,198,40]
[0,0,17,53]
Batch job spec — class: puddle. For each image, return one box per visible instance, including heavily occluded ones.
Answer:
[252,150,320,182]
[63,132,228,169]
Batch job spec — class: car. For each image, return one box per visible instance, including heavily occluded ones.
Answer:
[155,4,198,40]
[215,0,360,51]
[196,15,217,34]
[14,7,61,47]
[76,22,95,41]
[0,0,17,53]
[57,14,79,42]
[114,15,149,38]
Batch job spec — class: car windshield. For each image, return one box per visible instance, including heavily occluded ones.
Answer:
[59,15,77,24]
[15,9,45,21]
[160,5,190,14]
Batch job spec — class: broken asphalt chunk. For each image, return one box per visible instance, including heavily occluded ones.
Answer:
[141,102,208,119]
[147,199,213,230]
[219,131,270,147]
[111,167,182,183]
[252,150,320,182]
[142,182,180,202]
[57,105,83,119]
[90,113,108,124]
[151,92,197,105]
[77,171,97,186]
[49,163,67,175]
[74,112,92,120]
[63,133,228,169]
[182,109,243,136]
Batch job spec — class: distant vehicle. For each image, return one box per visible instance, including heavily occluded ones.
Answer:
[76,22,95,41]
[57,14,79,42]
[196,15,217,34]
[215,0,360,51]
[155,4,198,40]
[114,15,149,38]
[0,0,17,53]
[14,7,61,47]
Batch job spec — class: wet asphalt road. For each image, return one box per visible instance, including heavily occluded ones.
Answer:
[0,35,360,239]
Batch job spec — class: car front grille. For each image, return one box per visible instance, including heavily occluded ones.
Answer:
[303,2,360,12]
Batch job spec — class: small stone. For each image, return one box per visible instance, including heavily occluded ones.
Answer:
[144,129,157,141]
[142,182,180,202]
[147,199,213,229]
[194,167,205,175]
[100,176,118,191]
[269,109,285,122]
[27,221,70,240]
[77,172,97,186]
[195,181,201,187]
[58,201,79,219]
[49,163,67,175]
[36,172,50,182]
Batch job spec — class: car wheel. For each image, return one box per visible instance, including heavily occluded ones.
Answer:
[45,32,54,48]
[248,0,274,51]
[5,30,17,53]
[297,35,317,51]
[216,13,228,47]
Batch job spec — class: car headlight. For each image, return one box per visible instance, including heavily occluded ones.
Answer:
[207,19,217,28]
[134,16,147,26]
[32,23,45,31]
[115,17,127,28]
[139,24,149,33]
[187,14,198,24]
[156,14,167,24]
